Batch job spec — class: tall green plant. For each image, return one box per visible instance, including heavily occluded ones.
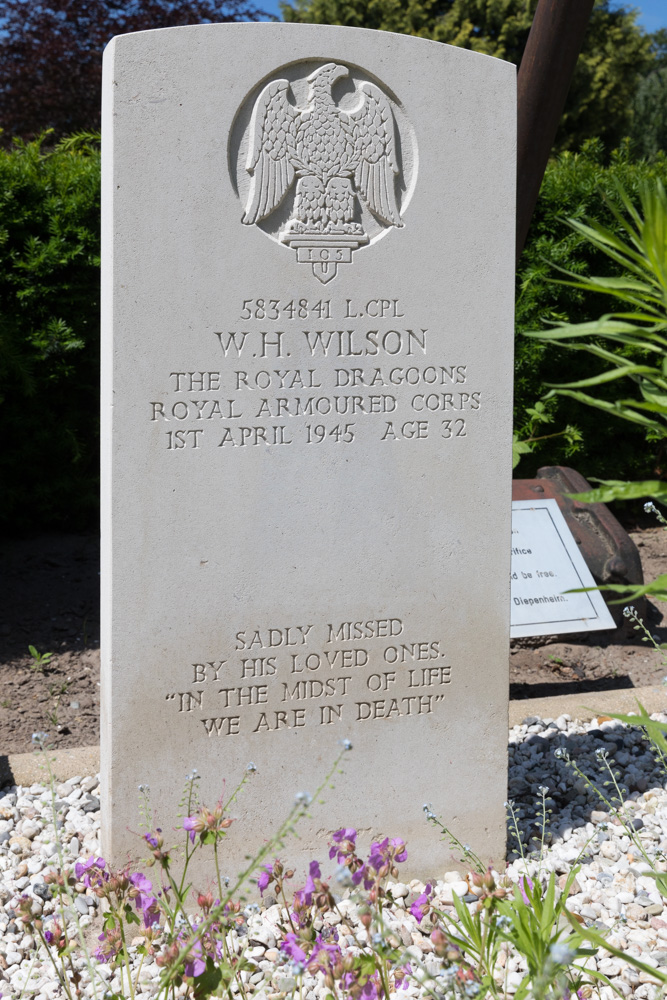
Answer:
[0,133,100,529]
[525,176,667,504]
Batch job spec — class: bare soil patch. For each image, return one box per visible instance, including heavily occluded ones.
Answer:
[0,525,665,754]
[0,533,100,754]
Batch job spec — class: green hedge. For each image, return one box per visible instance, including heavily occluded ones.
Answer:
[0,136,100,531]
[1,136,665,530]
[514,139,667,481]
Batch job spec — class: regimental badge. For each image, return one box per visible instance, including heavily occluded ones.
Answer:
[237,62,407,283]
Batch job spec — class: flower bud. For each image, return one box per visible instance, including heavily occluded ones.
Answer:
[198,891,214,913]
[430,928,448,955]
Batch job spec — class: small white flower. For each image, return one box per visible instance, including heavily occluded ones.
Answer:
[335,864,353,887]
[645,501,658,514]
[623,605,638,619]
[340,738,353,750]
[550,942,575,965]
[246,762,257,772]
[538,785,549,796]
[31,731,49,745]
[595,747,609,761]
[295,791,312,806]
[442,967,458,986]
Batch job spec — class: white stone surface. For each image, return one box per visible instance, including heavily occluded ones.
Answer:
[510,499,616,638]
[101,23,516,878]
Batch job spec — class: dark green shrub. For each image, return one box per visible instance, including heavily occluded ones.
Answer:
[514,139,667,481]
[0,135,100,531]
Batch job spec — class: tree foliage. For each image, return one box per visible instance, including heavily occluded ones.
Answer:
[281,0,654,153]
[0,0,267,143]
[632,69,667,160]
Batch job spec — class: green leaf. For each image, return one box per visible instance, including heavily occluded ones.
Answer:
[564,911,667,983]
[193,958,223,999]
[568,575,667,602]
[568,479,667,503]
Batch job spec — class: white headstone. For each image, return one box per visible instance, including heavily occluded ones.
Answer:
[101,23,516,878]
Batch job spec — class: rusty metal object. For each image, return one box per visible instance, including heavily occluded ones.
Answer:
[512,466,644,625]
[516,0,595,262]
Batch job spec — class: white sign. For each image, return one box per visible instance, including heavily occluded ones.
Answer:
[510,499,616,638]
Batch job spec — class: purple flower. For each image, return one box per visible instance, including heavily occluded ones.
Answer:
[129,872,159,926]
[297,860,321,905]
[360,975,379,1000]
[44,926,58,945]
[257,862,273,895]
[333,827,356,843]
[184,949,206,978]
[391,838,408,863]
[307,934,341,974]
[144,828,162,849]
[142,898,160,928]
[130,871,152,896]
[394,962,412,990]
[94,929,122,963]
[409,883,432,924]
[281,932,307,964]
[351,863,374,890]
[329,827,357,861]
[368,836,407,873]
[183,815,198,844]
[518,875,534,905]
[74,856,107,889]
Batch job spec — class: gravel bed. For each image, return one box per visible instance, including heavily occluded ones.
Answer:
[2,711,667,998]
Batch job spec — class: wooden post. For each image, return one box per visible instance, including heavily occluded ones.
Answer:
[516,0,595,263]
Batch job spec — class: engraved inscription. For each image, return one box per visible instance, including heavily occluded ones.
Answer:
[146,296,483,451]
[163,616,453,737]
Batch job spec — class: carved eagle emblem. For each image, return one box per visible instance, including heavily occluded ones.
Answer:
[241,62,403,281]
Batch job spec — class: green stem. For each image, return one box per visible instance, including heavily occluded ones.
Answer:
[35,924,76,1000]
[158,748,350,994]
[280,884,297,933]
[222,921,249,1000]
[116,909,137,1000]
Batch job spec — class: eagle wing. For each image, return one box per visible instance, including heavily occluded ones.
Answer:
[243,80,298,225]
[347,83,402,228]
